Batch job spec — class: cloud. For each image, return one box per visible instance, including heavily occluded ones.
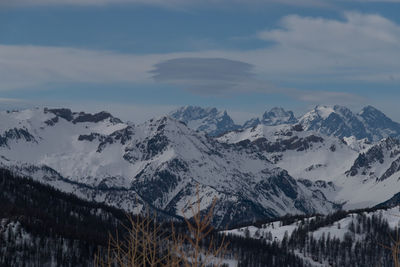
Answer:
[1,12,399,107]
[0,44,159,90]
[149,57,364,105]
[150,58,258,95]
[251,12,400,83]
[258,12,400,53]
[3,12,400,89]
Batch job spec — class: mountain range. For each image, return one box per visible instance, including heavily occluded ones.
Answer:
[1,105,400,227]
[171,105,400,141]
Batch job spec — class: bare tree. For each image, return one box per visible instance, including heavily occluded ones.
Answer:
[381,228,400,267]
[95,185,229,267]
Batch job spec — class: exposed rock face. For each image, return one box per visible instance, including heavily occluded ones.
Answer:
[0,108,337,227]
[44,108,74,121]
[44,108,122,124]
[172,105,400,143]
[300,105,368,140]
[0,128,36,147]
[242,118,260,129]
[73,111,122,124]
[217,121,400,211]
[346,137,400,178]
[169,106,240,136]
[3,105,400,226]
[300,105,400,142]
[242,107,298,129]
[261,107,298,126]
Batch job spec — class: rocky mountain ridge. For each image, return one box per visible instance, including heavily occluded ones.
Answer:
[2,105,400,226]
[0,107,336,226]
[171,105,400,141]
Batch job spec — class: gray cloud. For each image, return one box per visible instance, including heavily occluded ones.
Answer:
[0,44,158,90]
[150,58,258,95]
[1,11,397,108]
[2,12,400,91]
[150,57,364,105]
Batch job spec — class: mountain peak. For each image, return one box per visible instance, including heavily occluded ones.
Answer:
[242,117,261,129]
[359,105,387,118]
[170,106,217,121]
[313,105,335,119]
[261,107,297,126]
[358,106,400,138]
[299,104,400,141]
[169,106,239,136]
[333,104,352,113]
[360,105,381,114]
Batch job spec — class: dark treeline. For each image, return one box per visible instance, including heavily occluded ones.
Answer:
[287,210,397,266]
[0,168,134,266]
[1,167,399,266]
[228,205,400,266]
[232,205,394,231]
[224,234,306,267]
[0,168,308,267]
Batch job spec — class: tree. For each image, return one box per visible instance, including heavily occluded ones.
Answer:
[244,228,250,239]
[95,186,229,267]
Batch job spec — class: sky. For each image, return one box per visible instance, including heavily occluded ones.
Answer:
[0,0,400,123]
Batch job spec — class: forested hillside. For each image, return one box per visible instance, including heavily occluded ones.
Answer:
[0,169,309,266]
[226,207,400,266]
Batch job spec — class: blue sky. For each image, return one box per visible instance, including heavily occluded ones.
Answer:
[1,0,400,123]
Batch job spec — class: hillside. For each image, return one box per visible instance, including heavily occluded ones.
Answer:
[225,206,400,266]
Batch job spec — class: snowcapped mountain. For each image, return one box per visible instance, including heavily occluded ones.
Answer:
[299,105,400,142]
[334,137,400,209]
[218,121,400,212]
[170,105,400,143]
[299,105,367,140]
[3,105,400,227]
[219,123,360,182]
[0,107,338,226]
[169,106,239,136]
[358,105,400,141]
[242,118,260,129]
[242,107,297,128]
[261,107,298,126]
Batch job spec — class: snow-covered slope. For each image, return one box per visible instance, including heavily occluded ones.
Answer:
[0,108,337,226]
[299,105,400,142]
[225,206,400,243]
[242,107,297,128]
[171,105,400,143]
[219,123,360,182]
[224,205,400,267]
[261,107,298,126]
[3,106,400,227]
[170,105,400,142]
[169,106,239,136]
[218,122,400,212]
